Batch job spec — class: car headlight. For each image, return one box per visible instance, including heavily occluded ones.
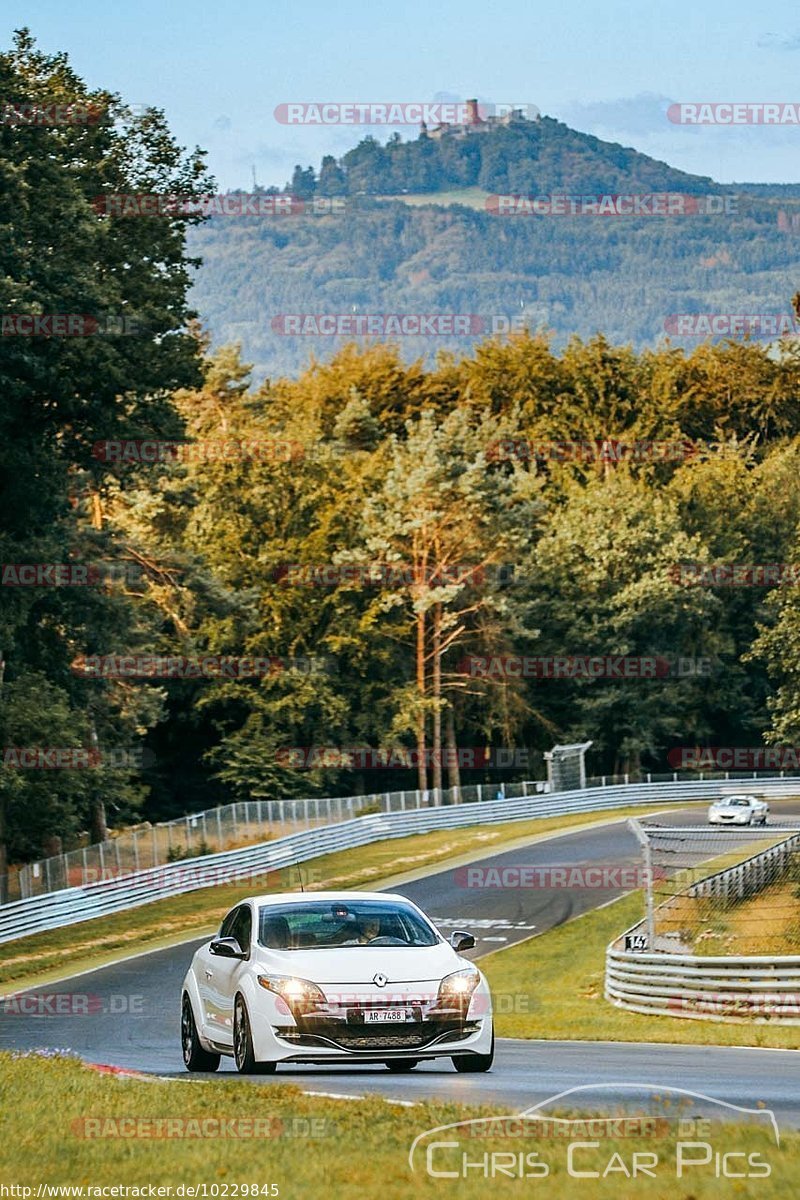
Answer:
[436,967,481,1013]
[258,974,326,1016]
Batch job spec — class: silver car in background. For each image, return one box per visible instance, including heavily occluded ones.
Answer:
[707,794,769,826]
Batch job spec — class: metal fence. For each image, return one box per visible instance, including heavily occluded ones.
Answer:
[6,765,797,904]
[7,780,547,903]
[4,774,800,946]
[606,821,800,1023]
[688,832,800,904]
[628,820,800,955]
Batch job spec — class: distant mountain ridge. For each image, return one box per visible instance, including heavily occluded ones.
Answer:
[188,117,800,379]
[286,113,720,199]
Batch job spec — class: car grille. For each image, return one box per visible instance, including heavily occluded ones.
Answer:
[275,1020,478,1051]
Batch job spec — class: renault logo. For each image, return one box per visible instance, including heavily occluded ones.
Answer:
[373,972,388,987]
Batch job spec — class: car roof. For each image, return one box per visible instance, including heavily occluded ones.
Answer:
[243,891,409,906]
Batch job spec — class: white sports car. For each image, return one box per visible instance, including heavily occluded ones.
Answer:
[181,891,494,1074]
[707,794,769,826]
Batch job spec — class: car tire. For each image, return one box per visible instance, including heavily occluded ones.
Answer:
[181,994,220,1072]
[234,994,277,1075]
[452,1031,494,1073]
[385,1058,420,1072]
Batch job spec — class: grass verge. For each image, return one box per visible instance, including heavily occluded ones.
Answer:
[0,1053,794,1197]
[0,805,677,993]
[483,891,800,1049]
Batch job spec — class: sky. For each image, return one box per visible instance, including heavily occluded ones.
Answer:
[6,1,800,189]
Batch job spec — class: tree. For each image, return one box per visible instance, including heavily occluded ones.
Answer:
[317,155,346,197]
[289,164,316,198]
[0,29,212,870]
[357,409,542,795]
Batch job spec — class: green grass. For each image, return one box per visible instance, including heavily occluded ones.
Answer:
[0,805,678,993]
[483,891,800,1049]
[0,1053,795,1197]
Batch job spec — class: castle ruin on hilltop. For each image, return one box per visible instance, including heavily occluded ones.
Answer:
[424,99,534,140]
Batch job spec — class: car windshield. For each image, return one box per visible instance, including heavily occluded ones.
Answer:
[257,900,440,950]
[721,797,752,807]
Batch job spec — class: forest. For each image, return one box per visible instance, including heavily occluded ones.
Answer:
[5,33,800,876]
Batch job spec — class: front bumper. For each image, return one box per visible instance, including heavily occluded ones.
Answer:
[247,978,493,1063]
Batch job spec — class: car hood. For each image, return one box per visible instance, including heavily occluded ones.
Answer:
[253,942,463,984]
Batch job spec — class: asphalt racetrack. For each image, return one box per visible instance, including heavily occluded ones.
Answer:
[2,803,799,1123]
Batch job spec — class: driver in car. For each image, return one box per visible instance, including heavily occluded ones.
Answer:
[356,915,382,943]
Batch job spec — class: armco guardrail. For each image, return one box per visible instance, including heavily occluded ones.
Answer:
[10,765,799,903]
[8,778,547,902]
[606,948,800,1023]
[688,831,800,903]
[606,825,800,1023]
[4,775,800,946]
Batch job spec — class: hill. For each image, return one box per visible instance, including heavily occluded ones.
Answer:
[187,115,800,378]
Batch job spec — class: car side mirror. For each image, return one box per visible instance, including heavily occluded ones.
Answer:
[449,930,476,952]
[210,937,246,959]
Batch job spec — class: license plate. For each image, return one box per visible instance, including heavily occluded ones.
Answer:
[362,1008,414,1024]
